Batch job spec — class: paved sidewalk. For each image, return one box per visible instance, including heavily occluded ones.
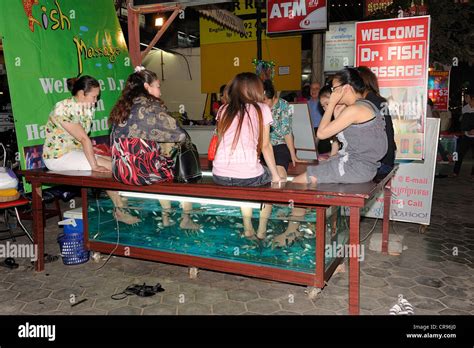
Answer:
[0,169,472,315]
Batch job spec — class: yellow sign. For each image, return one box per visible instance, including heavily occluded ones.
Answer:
[200,17,271,45]
[201,37,301,93]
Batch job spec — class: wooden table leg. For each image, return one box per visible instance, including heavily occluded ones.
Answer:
[349,206,360,315]
[32,181,44,272]
[315,207,326,287]
[382,180,392,254]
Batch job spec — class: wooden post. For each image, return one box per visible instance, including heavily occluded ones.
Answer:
[127,3,141,67]
[32,182,44,272]
[382,179,392,253]
[349,206,360,315]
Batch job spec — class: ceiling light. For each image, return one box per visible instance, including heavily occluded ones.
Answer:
[155,17,164,27]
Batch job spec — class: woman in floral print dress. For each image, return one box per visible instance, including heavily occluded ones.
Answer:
[42,75,139,224]
[109,67,199,230]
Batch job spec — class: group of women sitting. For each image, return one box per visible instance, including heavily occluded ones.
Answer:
[41,66,394,245]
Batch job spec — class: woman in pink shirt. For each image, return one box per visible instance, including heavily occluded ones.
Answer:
[212,72,281,240]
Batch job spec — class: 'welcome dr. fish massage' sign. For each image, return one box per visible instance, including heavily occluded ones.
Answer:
[0,0,131,178]
[266,0,327,34]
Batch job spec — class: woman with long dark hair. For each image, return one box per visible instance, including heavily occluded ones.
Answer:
[42,75,138,224]
[212,72,281,240]
[293,67,388,184]
[109,67,199,230]
[357,66,396,176]
[274,68,388,247]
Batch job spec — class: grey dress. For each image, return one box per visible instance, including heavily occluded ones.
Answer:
[307,99,388,184]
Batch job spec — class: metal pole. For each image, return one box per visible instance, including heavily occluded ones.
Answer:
[256,0,262,61]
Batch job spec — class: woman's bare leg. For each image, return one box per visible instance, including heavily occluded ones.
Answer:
[256,203,273,240]
[97,155,140,225]
[241,207,256,239]
[180,201,200,230]
[273,172,317,246]
[273,206,306,248]
[159,200,172,227]
[107,190,141,225]
[292,171,317,184]
[276,166,287,181]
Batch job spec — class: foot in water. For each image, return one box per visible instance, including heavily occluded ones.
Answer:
[114,208,141,225]
[180,212,201,230]
[243,229,259,241]
[161,210,175,227]
[256,226,267,240]
[272,222,303,248]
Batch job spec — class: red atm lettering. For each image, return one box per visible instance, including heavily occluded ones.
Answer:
[269,0,307,18]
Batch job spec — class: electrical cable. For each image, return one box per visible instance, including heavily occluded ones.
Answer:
[93,196,121,271]
[360,217,379,243]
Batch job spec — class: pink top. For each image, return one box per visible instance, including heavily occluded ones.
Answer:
[212,103,273,179]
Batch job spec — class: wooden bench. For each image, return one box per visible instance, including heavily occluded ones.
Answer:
[21,162,396,315]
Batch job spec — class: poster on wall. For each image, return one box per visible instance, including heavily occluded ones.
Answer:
[354,118,439,225]
[428,70,450,111]
[0,0,131,180]
[266,0,327,35]
[324,22,355,72]
[356,16,430,160]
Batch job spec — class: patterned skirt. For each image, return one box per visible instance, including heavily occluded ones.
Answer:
[111,137,174,185]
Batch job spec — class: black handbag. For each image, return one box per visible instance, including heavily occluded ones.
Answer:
[173,132,202,183]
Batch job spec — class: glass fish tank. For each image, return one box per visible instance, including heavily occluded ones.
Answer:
[87,190,349,276]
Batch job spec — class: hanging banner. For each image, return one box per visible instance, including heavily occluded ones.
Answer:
[349,118,439,226]
[324,21,355,72]
[428,70,450,111]
[266,0,327,35]
[0,0,131,179]
[356,16,430,160]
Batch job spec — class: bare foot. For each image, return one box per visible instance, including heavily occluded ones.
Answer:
[180,213,201,230]
[256,229,266,240]
[114,209,141,225]
[162,210,172,227]
[272,230,303,248]
[243,229,259,241]
[272,222,303,248]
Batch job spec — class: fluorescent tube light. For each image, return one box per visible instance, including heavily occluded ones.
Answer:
[200,170,293,181]
[118,191,261,209]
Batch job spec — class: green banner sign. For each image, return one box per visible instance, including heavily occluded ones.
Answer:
[0,0,131,184]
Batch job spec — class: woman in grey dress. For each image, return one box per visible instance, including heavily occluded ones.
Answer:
[293,67,388,184]
[273,68,387,247]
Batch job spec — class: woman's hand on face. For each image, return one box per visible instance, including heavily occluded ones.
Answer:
[91,165,110,173]
[328,85,345,107]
